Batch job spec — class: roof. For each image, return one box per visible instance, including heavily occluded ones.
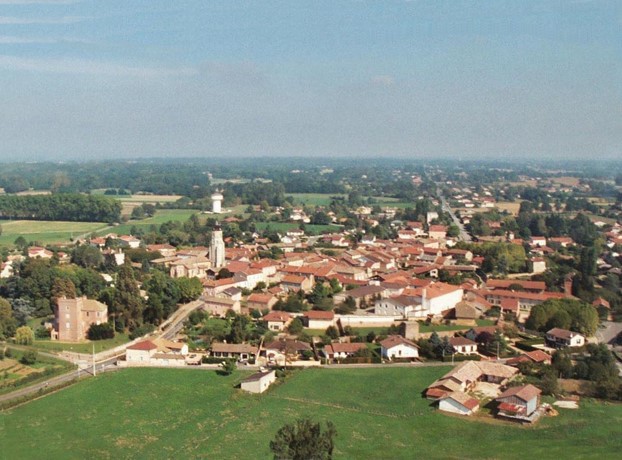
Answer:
[263,311,292,322]
[58,297,107,313]
[486,279,546,291]
[282,274,307,284]
[242,370,275,383]
[264,339,312,353]
[127,340,158,351]
[342,285,385,298]
[211,342,257,354]
[524,350,552,363]
[304,310,335,320]
[449,337,477,347]
[546,328,583,340]
[496,384,541,403]
[247,293,275,304]
[380,335,419,350]
[324,342,366,355]
[442,391,480,411]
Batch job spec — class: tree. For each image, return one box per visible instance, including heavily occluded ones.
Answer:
[552,349,573,378]
[0,297,17,340]
[51,278,76,307]
[270,418,336,460]
[325,325,339,340]
[112,264,145,331]
[72,245,104,269]
[87,322,115,340]
[15,325,34,345]
[219,359,236,376]
[174,277,203,303]
[287,317,304,335]
[20,349,38,365]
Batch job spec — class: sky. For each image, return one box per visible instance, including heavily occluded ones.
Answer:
[0,0,620,161]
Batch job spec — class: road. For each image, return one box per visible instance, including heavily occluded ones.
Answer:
[436,185,472,242]
[595,321,622,346]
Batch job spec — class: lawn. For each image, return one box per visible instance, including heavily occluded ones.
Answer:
[30,333,130,354]
[1,366,621,459]
[286,193,346,206]
[101,209,199,235]
[418,323,471,333]
[0,220,108,246]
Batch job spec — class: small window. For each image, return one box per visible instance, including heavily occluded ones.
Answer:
[66,322,70,329]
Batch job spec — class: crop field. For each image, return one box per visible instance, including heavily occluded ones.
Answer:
[102,209,199,235]
[0,220,108,246]
[495,201,522,215]
[286,193,346,206]
[1,366,621,459]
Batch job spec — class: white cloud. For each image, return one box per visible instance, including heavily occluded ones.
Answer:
[0,16,88,24]
[0,55,198,77]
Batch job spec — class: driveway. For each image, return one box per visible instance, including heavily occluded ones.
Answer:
[595,321,622,346]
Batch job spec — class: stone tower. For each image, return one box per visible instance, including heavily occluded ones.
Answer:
[210,223,225,268]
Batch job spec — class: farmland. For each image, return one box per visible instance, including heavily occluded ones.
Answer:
[0,220,108,247]
[1,367,621,459]
[254,221,341,235]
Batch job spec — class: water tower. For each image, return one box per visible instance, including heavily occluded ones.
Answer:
[211,191,223,214]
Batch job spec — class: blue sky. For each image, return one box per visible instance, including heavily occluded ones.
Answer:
[0,0,620,160]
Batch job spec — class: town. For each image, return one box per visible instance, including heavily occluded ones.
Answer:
[1,159,621,457]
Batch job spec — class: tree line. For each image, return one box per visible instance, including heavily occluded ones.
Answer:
[0,194,121,223]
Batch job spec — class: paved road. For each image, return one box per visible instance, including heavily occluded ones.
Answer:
[595,321,622,346]
[436,185,472,242]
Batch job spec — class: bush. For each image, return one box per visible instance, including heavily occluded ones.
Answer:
[35,327,51,339]
[0,348,4,360]
[20,350,38,365]
[87,323,115,340]
[129,323,155,340]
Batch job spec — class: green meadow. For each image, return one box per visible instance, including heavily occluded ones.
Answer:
[1,366,620,459]
[0,220,108,247]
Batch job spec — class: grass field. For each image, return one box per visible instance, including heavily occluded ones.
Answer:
[1,366,621,459]
[29,333,130,354]
[102,209,199,236]
[286,193,346,206]
[0,347,73,395]
[0,220,108,246]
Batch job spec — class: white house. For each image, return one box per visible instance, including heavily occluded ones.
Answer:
[438,392,480,416]
[545,328,585,348]
[126,340,158,362]
[406,283,464,318]
[380,335,419,360]
[241,370,277,394]
[449,337,478,355]
[374,296,417,317]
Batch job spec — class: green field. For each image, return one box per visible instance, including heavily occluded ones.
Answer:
[101,209,199,235]
[29,333,130,354]
[1,366,621,459]
[0,220,108,246]
[286,193,346,206]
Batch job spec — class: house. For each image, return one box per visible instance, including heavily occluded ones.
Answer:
[425,361,518,399]
[263,311,292,331]
[506,350,552,367]
[302,310,335,329]
[496,384,542,422]
[438,392,480,416]
[449,337,478,355]
[210,342,257,361]
[529,257,546,274]
[545,328,585,348]
[322,342,367,360]
[156,339,189,356]
[201,296,241,317]
[262,339,313,364]
[333,285,385,308]
[281,274,314,293]
[380,335,419,360]
[146,244,177,257]
[454,300,485,320]
[52,297,108,342]
[240,370,277,394]
[428,225,447,240]
[126,340,158,362]
[247,293,277,311]
[374,296,417,317]
[28,246,54,259]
